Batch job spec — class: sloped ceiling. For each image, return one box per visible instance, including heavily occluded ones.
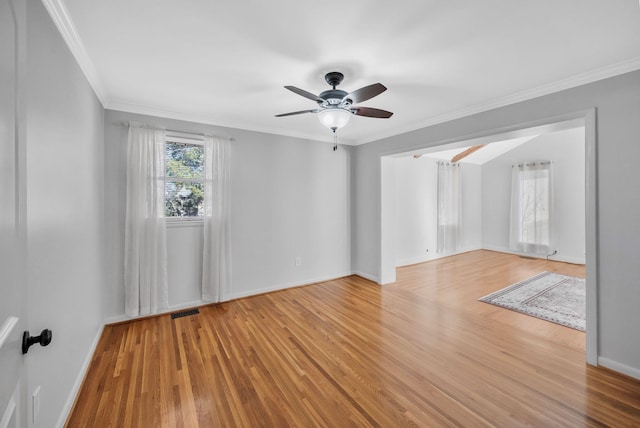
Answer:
[45,0,640,145]
[421,136,537,165]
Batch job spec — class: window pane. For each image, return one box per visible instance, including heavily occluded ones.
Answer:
[166,142,204,179]
[165,180,204,217]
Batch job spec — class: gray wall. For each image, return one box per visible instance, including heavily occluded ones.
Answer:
[393,156,482,267]
[104,110,352,320]
[353,70,640,377]
[482,127,585,263]
[19,5,640,424]
[391,127,584,267]
[26,1,106,426]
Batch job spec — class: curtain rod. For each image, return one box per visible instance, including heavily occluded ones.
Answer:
[119,121,233,141]
[512,160,552,167]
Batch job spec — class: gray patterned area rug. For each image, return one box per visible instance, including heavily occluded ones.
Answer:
[479,271,585,331]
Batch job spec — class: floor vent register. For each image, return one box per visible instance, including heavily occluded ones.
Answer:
[171,308,200,319]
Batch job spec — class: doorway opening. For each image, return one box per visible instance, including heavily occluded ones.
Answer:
[380,111,597,364]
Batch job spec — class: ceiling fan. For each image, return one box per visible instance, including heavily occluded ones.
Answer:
[275,72,393,134]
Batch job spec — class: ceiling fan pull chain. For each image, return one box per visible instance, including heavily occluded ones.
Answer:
[333,130,338,151]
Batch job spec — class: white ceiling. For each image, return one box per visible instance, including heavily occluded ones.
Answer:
[421,136,537,165]
[47,0,640,145]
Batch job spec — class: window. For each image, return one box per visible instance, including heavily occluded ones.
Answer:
[165,140,205,219]
[509,161,553,254]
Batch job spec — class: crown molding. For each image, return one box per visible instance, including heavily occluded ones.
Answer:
[354,56,640,145]
[42,0,639,147]
[106,100,353,145]
[42,0,108,106]
[113,56,640,147]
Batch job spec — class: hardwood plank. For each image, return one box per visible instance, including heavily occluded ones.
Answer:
[65,250,640,427]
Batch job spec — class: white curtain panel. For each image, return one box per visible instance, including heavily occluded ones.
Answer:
[437,162,462,255]
[124,124,168,317]
[509,161,554,254]
[202,136,231,302]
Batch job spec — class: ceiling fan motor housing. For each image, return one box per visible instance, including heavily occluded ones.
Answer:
[318,89,351,107]
[324,71,345,88]
[276,71,392,121]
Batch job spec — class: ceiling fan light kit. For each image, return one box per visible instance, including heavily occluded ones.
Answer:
[276,71,393,149]
[318,108,352,131]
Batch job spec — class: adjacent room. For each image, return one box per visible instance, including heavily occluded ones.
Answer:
[1,1,640,427]
[384,121,588,344]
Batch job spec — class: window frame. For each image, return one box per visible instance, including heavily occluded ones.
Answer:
[164,135,205,226]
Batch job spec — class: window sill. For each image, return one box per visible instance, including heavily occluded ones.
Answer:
[166,218,204,228]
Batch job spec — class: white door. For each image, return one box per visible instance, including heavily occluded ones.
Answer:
[0,0,26,427]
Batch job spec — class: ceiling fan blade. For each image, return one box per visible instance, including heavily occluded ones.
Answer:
[345,83,387,104]
[284,86,323,103]
[275,109,317,117]
[352,106,393,118]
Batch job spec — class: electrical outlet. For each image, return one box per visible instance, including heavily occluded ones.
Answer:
[295,257,302,267]
[32,386,41,423]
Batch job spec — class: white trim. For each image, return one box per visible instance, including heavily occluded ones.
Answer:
[0,317,19,351]
[165,136,205,146]
[104,299,206,325]
[584,108,598,366]
[0,393,16,428]
[165,218,204,228]
[357,57,640,146]
[42,0,640,148]
[395,255,434,268]
[167,300,206,313]
[55,323,104,428]
[598,357,640,381]
[165,131,205,144]
[395,246,484,268]
[105,272,355,323]
[378,109,598,363]
[351,271,379,284]
[112,58,640,147]
[223,272,353,301]
[41,0,107,105]
[107,100,342,145]
[481,245,586,265]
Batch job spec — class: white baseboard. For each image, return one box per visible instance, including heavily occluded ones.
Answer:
[396,246,483,268]
[395,255,435,268]
[106,274,356,323]
[104,300,206,325]
[351,271,379,284]
[482,245,585,265]
[56,323,105,428]
[168,300,207,312]
[0,382,19,428]
[598,357,640,381]
[224,272,354,301]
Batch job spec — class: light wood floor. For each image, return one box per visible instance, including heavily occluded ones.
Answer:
[66,250,640,427]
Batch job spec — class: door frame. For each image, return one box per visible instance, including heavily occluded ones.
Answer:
[379,109,598,365]
[0,0,28,426]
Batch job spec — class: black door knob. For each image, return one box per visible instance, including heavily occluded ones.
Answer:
[22,329,52,354]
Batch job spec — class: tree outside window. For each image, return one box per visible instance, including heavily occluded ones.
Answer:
[165,142,204,217]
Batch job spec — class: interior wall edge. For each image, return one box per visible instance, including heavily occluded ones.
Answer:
[597,357,640,381]
[55,323,104,428]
